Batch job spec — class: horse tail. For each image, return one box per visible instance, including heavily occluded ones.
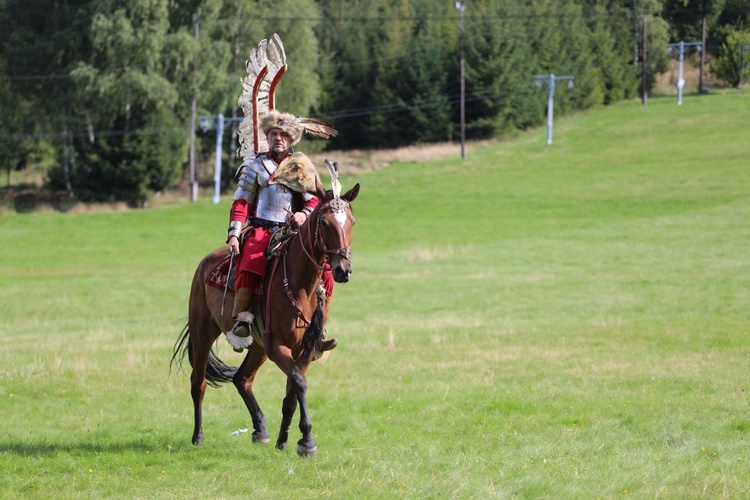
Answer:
[170,323,237,387]
[206,350,237,387]
[170,323,191,374]
[301,300,325,362]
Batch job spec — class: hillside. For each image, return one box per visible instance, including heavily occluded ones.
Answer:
[1,90,749,497]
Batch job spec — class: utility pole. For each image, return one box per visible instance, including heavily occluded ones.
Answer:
[200,114,244,204]
[740,42,750,87]
[189,14,200,203]
[455,1,467,160]
[632,0,639,68]
[213,114,224,204]
[666,41,701,106]
[699,16,707,94]
[642,12,648,106]
[533,74,574,146]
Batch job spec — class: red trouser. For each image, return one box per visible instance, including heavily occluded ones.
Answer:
[235,226,334,299]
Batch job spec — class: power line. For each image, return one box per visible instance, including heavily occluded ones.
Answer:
[0,74,73,81]
[2,4,735,143]
[0,83,530,143]
[3,4,740,83]
[0,127,187,142]
[320,39,443,69]
[268,4,748,21]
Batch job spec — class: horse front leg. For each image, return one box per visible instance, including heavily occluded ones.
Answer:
[234,343,270,444]
[276,377,298,451]
[272,355,316,456]
[291,369,316,457]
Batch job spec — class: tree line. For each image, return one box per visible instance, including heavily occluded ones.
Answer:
[0,0,748,206]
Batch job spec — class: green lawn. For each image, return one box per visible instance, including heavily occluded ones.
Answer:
[1,92,748,498]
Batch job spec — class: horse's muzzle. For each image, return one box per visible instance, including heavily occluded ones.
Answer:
[332,262,352,283]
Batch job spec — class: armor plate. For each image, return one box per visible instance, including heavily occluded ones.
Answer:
[254,183,294,223]
[232,159,261,203]
[236,155,278,198]
[233,154,305,224]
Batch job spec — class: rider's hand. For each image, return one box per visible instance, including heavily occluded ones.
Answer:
[227,235,240,255]
[290,211,307,229]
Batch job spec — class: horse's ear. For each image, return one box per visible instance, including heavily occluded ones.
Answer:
[315,177,327,200]
[342,183,360,202]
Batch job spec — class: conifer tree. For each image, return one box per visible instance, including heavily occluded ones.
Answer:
[316,0,389,149]
[463,1,539,137]
[365,0,453,147]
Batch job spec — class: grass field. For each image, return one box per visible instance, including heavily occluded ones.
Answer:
[1,91,749,498]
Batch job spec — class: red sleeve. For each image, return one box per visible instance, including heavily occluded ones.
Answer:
[302,195,319,214]
[230,199,250,223]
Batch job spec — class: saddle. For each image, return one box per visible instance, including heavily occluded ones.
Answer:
[204,225,297,293]
[209,223,332,357]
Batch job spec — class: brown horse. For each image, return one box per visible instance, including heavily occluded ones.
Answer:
[171,179,359,456]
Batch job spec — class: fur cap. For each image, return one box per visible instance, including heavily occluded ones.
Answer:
[260,109,338,147]
[260,110,304,146]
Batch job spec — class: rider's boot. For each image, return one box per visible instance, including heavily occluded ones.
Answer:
[320,332,338,352]
[230,286,254,338]
[313,329,338,361]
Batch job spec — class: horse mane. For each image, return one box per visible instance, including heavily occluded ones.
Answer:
[301,301,325,362]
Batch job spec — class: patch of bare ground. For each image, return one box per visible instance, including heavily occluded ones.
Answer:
[310,140,496,175]
[653,55,728,95]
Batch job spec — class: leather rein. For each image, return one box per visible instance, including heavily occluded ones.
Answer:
[263,198,352,350]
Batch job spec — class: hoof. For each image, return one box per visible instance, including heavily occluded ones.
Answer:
[297,443,317,457]
[252,433,270,445]
[192,433,204,446]
[276,441,288,451]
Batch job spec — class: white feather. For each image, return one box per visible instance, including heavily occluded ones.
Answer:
[237,34,288,160]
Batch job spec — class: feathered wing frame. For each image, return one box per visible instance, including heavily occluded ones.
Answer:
[237,34,287,161]
[237,34,338,162]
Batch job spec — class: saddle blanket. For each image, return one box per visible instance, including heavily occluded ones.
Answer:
[205,254,235,292]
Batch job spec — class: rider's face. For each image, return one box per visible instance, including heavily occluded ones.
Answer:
[268,129,291,154]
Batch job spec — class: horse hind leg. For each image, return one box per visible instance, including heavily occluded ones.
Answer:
[189,321,222,445]
[190,367,207,445]
[188,271,223,445]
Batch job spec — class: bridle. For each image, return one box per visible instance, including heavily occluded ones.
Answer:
[265,197,353,339]
[298,197,353,270]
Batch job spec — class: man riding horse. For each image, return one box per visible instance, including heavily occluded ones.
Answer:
[225,34,339,353]
[226,111,338,354]
[172,34,359,454]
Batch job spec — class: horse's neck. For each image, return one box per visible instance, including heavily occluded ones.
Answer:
[287,215,324,284]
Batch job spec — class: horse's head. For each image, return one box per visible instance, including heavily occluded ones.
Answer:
[314,179,359,283]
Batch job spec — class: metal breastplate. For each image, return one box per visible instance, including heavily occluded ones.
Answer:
[254,180,294,223]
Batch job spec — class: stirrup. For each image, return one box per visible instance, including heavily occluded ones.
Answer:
[232,311,254,338]
[226,312,254,351]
